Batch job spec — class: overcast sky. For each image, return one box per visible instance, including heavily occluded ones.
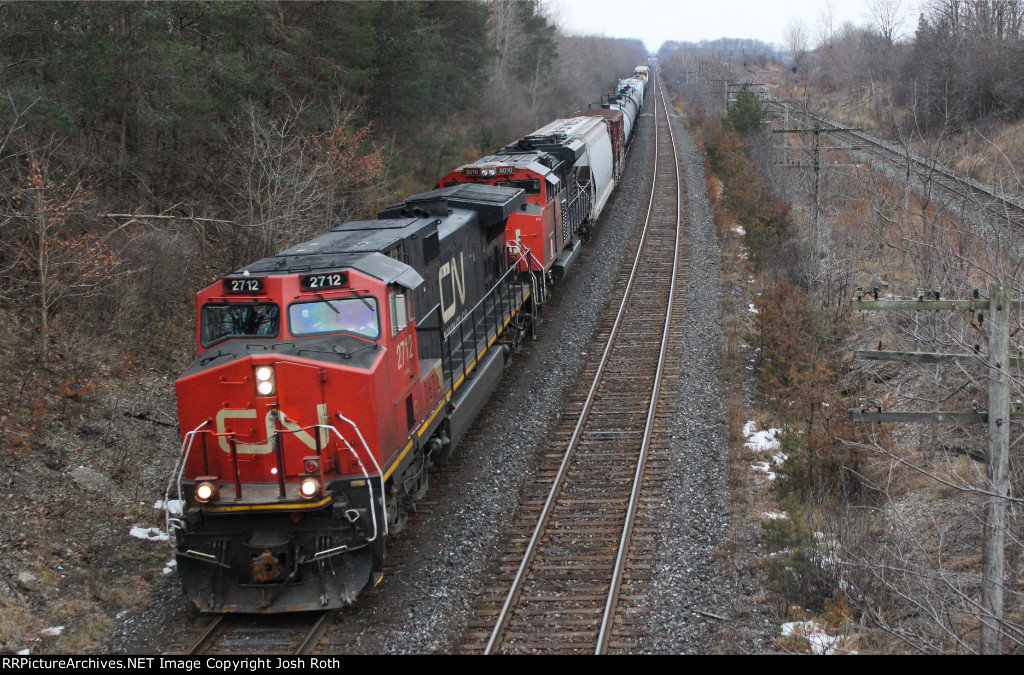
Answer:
[552,0,902,52]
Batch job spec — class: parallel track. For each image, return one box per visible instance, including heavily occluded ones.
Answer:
[456,67,687,655]
[766,99,1024,227]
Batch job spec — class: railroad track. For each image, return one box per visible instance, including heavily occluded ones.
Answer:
[184,610,336,655]
[765,98,1024,227]
[456,67,687,655]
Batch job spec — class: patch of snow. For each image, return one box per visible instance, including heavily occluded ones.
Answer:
[40,626,64,638]
[748,303,758,313]
[781,621,846,655]
[813,532,842,569]
[751,462,777,480]
[153,499,184,516]
[763,512,788,520]
[162,558,178,576]
[130,526,169,542]
[743,422,783,454]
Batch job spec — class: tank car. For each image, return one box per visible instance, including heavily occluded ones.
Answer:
[167,184,536,612]
[605,77,645,144]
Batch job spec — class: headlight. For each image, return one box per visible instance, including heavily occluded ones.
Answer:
[194,479,219,503]
[299,477,320,499]
[254,365,275,396]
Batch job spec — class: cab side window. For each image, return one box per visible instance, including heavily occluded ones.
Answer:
[389,290,413,336]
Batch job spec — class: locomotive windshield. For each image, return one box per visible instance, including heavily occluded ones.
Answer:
[201,303,280,346]
[289,297,380,340]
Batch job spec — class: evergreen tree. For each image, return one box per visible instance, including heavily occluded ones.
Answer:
[726,85,764,134]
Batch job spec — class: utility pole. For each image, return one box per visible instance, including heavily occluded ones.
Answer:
[851,284,1015,654]
[984,281,1010,656]
[773,124,861,260]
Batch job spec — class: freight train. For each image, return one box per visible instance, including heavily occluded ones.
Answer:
[164,68,648,613]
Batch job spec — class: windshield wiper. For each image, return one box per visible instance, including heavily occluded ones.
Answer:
[318,291,376,318]
[200,351,234,366]
[332,343,378,360]
[316,293,340,314]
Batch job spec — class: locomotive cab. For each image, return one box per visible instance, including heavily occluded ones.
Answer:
[438,125,603,283]
[169,184,532,613]
[174,266,426,611]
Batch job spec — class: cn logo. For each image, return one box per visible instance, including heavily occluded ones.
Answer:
[439,252,466,322]
[214,405,329,454]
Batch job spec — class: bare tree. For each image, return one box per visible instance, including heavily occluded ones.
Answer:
[817,0,840,47]
[3,153,124,357]
[225,102,388,265]
[866,0,909,45]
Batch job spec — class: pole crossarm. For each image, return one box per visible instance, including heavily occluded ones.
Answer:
[848,410,1024,424]
[853,299,994,311]
[772,127,864,134]
[854,350,1022,369]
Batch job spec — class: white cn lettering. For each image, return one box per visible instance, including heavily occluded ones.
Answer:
[215,404,329,454]
[439,252,466,322]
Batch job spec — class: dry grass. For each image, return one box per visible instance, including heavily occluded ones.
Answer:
[0,594,40,652]
[52,598,113,653]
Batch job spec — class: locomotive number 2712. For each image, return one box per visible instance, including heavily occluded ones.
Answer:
[396,335,415,370]
[223,278,264,294]
[302,273,348,290]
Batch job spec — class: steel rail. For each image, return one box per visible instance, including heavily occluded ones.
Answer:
[595,67,683,656]
[296,609,338,655]
[185,614,228,655]
[184,610,336,655]
[483,65,680,655]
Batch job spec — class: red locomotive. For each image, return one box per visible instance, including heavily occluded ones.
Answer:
[165,69,648,613]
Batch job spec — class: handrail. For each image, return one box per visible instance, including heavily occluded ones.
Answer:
[164,419,211,546]
[439,249,531,389]
[334,412,387,539]
[164,413,387,548]
[443,250,530,341]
